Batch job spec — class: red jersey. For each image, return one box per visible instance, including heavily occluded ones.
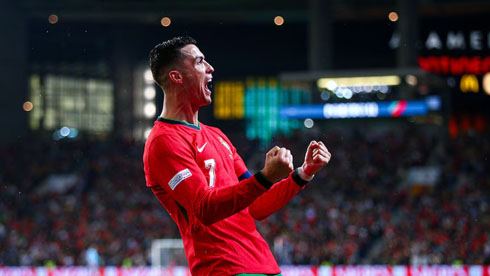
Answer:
[143,117,308,276]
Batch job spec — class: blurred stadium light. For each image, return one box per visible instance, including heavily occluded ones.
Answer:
[280,97,441,119]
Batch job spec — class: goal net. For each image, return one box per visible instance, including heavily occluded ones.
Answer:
[150,239,188,267]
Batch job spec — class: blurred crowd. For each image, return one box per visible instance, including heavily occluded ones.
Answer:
[256,126,490,265]
[0,124,489,266]
[0,138,179,266]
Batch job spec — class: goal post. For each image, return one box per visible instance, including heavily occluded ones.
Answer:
[150,239,188,267]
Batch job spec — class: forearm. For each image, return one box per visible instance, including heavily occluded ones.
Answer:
[193,172,272,225]
[249,169,308,220]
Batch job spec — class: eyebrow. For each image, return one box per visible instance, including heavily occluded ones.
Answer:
[194,55,204,62]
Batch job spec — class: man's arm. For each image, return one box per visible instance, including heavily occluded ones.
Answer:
[147,135,292,226]
[249,140,331,220]
[248,170,307,220]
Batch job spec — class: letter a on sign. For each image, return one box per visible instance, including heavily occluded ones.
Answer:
[426,31,442,49]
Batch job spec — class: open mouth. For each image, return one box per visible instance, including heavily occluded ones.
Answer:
[206,79,213,92]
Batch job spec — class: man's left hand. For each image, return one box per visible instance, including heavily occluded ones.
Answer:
[301,140,331,178]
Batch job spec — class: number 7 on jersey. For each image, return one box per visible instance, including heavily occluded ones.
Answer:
[204,159,216,187]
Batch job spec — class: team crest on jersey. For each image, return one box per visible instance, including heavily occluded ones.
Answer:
[218,137,233,159]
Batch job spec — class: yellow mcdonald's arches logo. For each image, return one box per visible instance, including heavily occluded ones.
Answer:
[460,74,479,93]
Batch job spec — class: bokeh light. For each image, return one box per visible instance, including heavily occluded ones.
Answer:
[144,127,152,139]
[48,14,59,24]
[388,12,398,22]
[144,103,157,118]
[161,17,171,27]
[144,87,156,100]
[23,101,33,112]
[60,127,70,137]
[320,90,331,101]
[274,16,284,26]
[304,118,314,128]
[483,72,490,95]
[406,74,418,86]
[144,69,154,83]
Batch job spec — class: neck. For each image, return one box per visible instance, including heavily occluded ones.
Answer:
[160,91,199,125]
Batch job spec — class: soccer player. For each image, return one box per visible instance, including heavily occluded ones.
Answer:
[143,36,331,276]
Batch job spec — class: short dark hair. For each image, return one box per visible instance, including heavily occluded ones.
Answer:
[149,36,197,87]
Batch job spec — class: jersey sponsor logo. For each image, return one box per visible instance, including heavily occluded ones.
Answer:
[168,168,192,190]
[197,142,207,153]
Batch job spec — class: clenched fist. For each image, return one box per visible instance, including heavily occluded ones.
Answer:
[301,140,331,178]
[261,146,294,183]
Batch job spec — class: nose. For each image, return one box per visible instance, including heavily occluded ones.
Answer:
[205,60,214,73]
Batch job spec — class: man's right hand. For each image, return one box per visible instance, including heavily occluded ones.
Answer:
[261,146,294,183]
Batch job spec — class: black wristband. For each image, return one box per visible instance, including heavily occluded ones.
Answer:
[254,171,273,190]
[292,169,309,187]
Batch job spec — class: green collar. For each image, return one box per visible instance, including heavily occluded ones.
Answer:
[157,117,201,130]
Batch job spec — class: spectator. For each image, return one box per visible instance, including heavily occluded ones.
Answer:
[0,126,488,266]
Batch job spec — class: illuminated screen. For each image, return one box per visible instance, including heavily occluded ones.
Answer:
[213,81,245,119]
[280,96,441,119]
[245,78,311,144]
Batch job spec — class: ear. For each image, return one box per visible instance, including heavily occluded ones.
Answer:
[168,70,183,84]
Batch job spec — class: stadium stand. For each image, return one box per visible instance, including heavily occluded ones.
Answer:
[0,125,489,266]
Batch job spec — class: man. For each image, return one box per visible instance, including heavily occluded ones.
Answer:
[143,36,331,276]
